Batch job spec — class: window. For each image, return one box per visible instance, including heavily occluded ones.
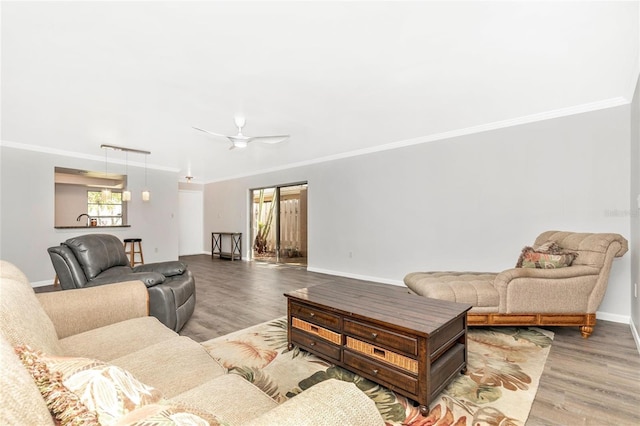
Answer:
[87,191,123,226]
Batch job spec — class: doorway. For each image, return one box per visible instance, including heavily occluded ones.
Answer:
[251,183,308,266]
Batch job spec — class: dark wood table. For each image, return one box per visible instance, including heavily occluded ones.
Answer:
[211,232,242,261]
[285,281,471,415]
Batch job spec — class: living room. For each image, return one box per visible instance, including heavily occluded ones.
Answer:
[1,1,639,424]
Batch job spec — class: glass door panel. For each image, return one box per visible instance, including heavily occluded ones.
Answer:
[250,183,307,266]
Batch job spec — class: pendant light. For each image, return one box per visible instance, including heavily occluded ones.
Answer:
[142,153,150,202]
[99,144,151,202]
[122,151,131,202]
[101,147,111,203]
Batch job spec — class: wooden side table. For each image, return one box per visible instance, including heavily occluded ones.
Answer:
[211,232,242,261]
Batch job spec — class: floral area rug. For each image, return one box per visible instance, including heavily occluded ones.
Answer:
[201,317,553,426]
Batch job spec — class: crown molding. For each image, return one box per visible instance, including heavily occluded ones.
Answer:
[0,140,180,173]
[205,96,630,184]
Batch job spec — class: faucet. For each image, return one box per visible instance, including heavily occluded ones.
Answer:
[76,213,90,226]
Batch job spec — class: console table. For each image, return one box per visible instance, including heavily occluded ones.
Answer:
[211,232,242,261]
[285,281,471,416]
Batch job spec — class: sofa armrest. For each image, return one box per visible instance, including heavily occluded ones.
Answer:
[244,379,385,426]
[494,265,600,291]
[36,280,149,339]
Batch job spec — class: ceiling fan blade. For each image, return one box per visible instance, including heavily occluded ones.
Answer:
[192,127,229,139]
[251,135,290,144]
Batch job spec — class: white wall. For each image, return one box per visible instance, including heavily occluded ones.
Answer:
[0,147,180,285]
[630,75,640,344]
[204,105,632,321]
[178,189,204,256]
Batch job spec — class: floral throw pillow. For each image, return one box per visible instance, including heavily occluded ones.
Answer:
[14,345,164,426]
[516,241,578,269]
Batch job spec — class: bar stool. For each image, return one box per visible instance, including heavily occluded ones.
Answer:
[123,238,144,267]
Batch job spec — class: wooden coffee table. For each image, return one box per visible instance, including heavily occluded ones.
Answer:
[285,281,471,416]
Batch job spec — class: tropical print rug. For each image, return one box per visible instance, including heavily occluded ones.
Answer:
[201,317,553,426]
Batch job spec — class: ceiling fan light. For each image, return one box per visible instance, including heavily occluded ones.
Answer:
[234,140,248,148]
[234,116,246,129]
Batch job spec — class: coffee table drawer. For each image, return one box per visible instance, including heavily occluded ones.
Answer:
[292,317,342,345]
[291,329,341,361]
[290,302,341,330]
[344,350,418,395]
[344,319,418,356]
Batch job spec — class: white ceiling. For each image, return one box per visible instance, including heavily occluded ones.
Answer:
[2,1,638,183]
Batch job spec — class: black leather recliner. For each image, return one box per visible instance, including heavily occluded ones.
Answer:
[47,234,195,332]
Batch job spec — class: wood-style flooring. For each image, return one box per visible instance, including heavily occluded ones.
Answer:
[179,255,640,426]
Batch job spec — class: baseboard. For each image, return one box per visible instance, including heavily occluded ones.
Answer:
[306,267,404,287]
[595,311,630,324]
[631,317,640,356]
[31,279,54,288]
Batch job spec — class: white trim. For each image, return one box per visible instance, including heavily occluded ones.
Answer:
[631,317,640,355]
[0,140,180,173]
[31,279,54,288]
[205,97,630,183]
[307,266,404,287]
[595,310,630,324]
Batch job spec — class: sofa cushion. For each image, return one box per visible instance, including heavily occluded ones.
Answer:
[15,345,164,426]
[172,374,278,425]
[64,234,130,280]
[516,241,578,269]
[0,334,54,425]
[58,316,177,361]
[0,260,63,355]
[111,336,226,399]
[115,401,223,425]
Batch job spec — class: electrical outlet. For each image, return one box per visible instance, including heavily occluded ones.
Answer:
[635,283,638,298]
[155,247,159,253]
[348,251,353,258]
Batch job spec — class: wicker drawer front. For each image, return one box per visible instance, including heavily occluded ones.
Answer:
[291,329,341,361]
[344,319,418,356]
[346,337,418,374]
[292,317,342,344]
[344,350,418,395]
[290,302,341,329]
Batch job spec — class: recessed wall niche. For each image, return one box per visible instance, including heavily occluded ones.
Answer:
[54,167,128,228]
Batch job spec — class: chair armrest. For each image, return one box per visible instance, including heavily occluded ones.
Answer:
[90,271,165,288]
[244,379,384,426]
[133,261,187,277]
[36,280,149,339]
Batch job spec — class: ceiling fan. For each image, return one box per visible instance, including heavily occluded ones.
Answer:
[193,117,289,149]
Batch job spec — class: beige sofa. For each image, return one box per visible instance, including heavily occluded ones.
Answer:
[404,231,628,338]
[0,260,384,425]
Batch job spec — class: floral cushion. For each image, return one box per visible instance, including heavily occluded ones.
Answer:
[15,345,163,426]
[516,241,578,269]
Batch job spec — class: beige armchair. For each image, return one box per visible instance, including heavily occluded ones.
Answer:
[404,231,628,338]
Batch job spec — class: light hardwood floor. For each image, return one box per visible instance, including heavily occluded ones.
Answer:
[178,255,640,426]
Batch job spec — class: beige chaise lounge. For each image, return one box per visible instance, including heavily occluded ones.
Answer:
[404,231,628,338]
[0,260,384,425]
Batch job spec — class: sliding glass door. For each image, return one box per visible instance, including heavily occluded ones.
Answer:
[251,183,307,266]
